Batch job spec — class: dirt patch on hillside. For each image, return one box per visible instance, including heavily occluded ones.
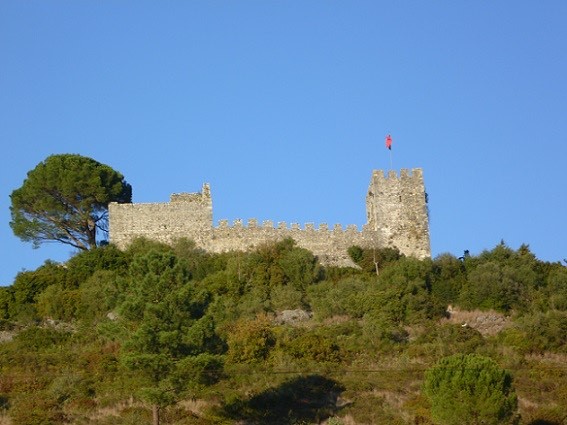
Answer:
[444,306,511,336]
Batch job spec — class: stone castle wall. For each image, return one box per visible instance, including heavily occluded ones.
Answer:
[109,168,430,265]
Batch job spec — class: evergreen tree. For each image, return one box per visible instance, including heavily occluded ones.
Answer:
[10,154,131,250]
[423,353,518,425]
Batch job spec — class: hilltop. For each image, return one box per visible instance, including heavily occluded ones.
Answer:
[0,239,566,424]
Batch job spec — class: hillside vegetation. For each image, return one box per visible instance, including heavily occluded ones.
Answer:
[0,239,566,424]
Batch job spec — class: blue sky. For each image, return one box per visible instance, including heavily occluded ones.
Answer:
[1,2,566,285]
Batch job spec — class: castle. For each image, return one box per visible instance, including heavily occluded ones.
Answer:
[108,168,430,266]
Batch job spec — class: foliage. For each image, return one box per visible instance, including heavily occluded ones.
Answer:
[307,279,371,319]
[239,238,322,291]
[1,239,567,423]
[10,154,131,250]
[225,314,275,364]
[9,391,67,425]
[35,284,79,321]
[459,262,534,312]
[77,270,127,323]
[284,330,342,363]
[116,248,224,424]
[542,266,567,311]
[412,323,486,356]
[348,245,402,274]
[423,353,518,425]
[503,311,567,353]
[458,242,545,313]
[0,286,15,320]
[7,261,67,321]
[430,253,466,305]
[65,244,129,287]
[14,326,71,351]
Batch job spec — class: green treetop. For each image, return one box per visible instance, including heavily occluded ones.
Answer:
[423,353,518,425]
[10,154,131,250]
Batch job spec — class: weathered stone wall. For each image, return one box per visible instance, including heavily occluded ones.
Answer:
[108,183,213,248]
[208,220,380,267]
[109,169,430,265]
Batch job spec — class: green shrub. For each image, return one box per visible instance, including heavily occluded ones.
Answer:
[65,244,128,288]
[307,279,371,319]
[423,353,517,425]
[362,312,409,347]
[269,284,306,311]
[347,245,402,274]
[285,331,341,363]
[459,262,533,312]
[14,326,71,351]
[545,266,567,311]
[514,311,567,353]
[226,314,275,364]
[9,391,67,425]
[0,287,14,320]
[36,284,79,321]
[430,253,466,305]
[8,261,67,321]
[77,270,127,323]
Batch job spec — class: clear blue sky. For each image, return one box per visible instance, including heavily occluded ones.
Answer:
[2,2,566,285]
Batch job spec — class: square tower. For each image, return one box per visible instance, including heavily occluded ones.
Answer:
[366,168,430,258]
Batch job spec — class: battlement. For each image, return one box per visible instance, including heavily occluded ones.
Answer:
[108,169,431,265]
[170,183,211,204]
[370,167,423,183]
[215,219,361,233]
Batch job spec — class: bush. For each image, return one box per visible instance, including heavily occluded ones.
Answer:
[347,245,402,274]
[459,262,530,312]
[0,287,14,320]
[65,244,129,288]
[8,261,67,321]
[545,266,567,311]
[269,284,306,311]
[285,331,341,363]
[77,270,127,323]
[515,311,567,353]
[307,279,371,320]
[9,391,67,425]
[35,284,79,321]
[430,253,466,305]
[226,314,276,364]
[423,353,517,425]
[14,326,71,351]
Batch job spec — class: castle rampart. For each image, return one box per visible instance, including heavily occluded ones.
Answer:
[108,168,430,266]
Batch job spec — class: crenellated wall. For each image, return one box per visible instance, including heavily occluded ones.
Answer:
[109,169,430,266]
[208,220,380,266]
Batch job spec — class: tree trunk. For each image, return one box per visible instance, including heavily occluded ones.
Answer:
[87,218,97,249]
[152,404,160,425]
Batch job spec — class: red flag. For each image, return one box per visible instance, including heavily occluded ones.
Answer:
[385,134,392,150]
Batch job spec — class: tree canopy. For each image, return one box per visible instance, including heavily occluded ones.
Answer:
[423,353,518,425]
[10,154,131,250]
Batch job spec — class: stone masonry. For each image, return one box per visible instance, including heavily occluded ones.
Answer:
[108,168,430,266]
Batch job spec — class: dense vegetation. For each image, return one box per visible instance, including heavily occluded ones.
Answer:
[0,239,566,424]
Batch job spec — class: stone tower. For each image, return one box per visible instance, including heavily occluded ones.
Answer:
[366,168,430,259]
